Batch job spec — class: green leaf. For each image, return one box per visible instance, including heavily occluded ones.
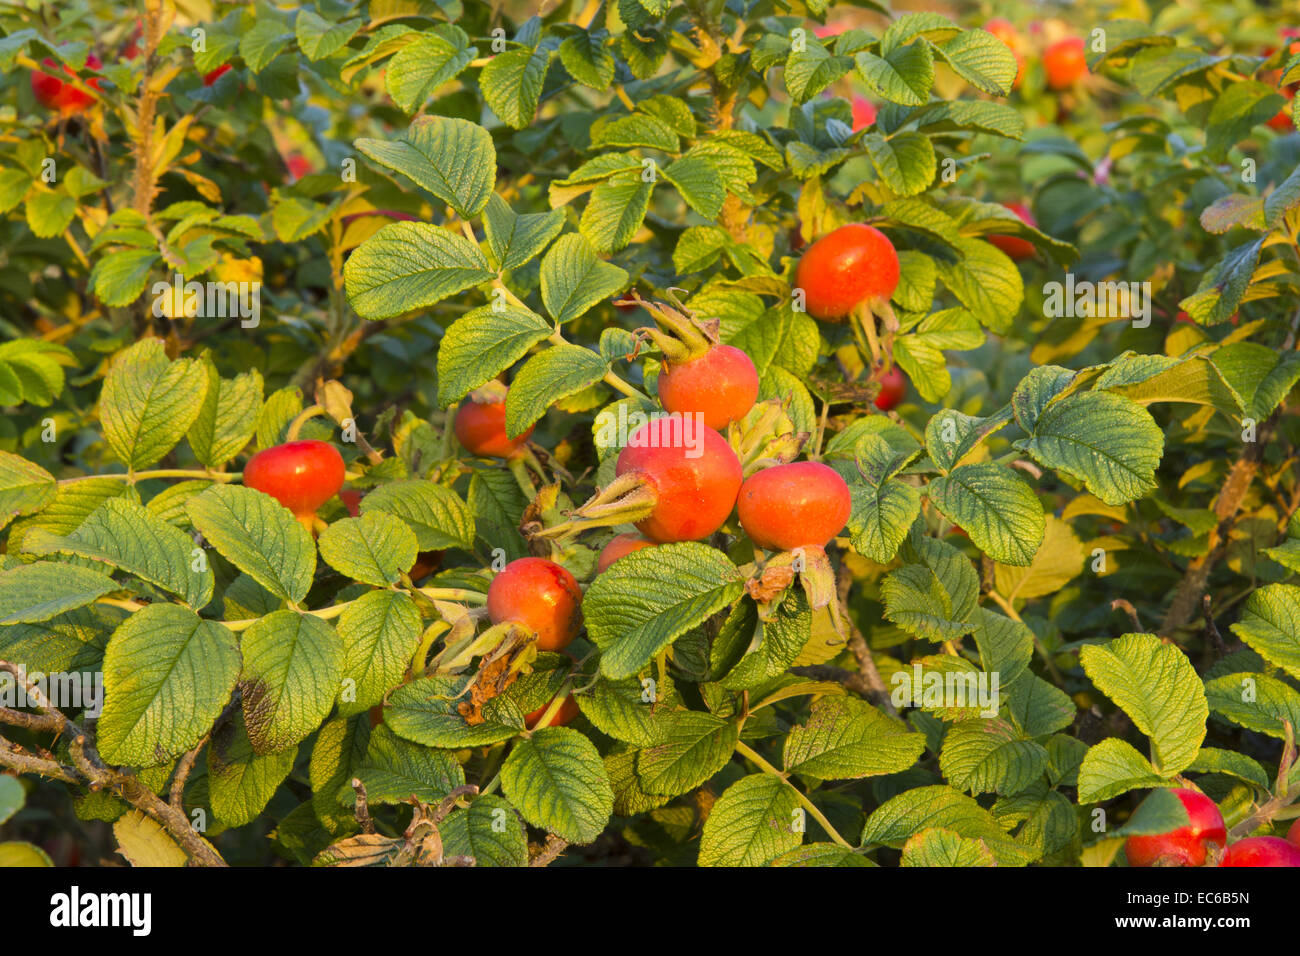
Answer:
[0,451,56,530]
[436,304,552,407]
[860,784,1035,865]
[238,18,292,73]
[360,480,475,552]
[97,604,240,767]
[505,344,608,439]
[336,589,422,717]
[928,463,1044,566]
[559,32,615,90]
[24,497,213,609]
[1016,391,1164,506]
[771,843,875,867]
[239,610,343,755]
[501,726,613,844]
[901,827,996,866]
[385,675,520,748]
[583,543,745,679]
[881,563,974,642]
[1188,748,1269,789]
[355,116,495,218]
[785,39,852,104]
[0,842,52,867]
[592,114,680,151]
[188,363,262,469]
[1206,82,1285,159]
[540,233,629,324]
[1179,239,1263,326]
[1005,673,1076,738]
[863,131,936,197]
[1230,585,1300,681]
[0,776,23,825]
[1205,672,1300,740]
[344,223,493,321]
[0,562,118,625]
[1076,738,1165,803]
[100,339,208,470]
[935,237,1023,334]
[845,434,922,564]
[482,194,565,272]
[317,512,418,587]
[383,26,475,113]
[294,9,361,61]
[939,718,1048,796]
[25,190,76,238]
[579,172,654,254]
[187,484,316,604]
[698,774,800,867]
[854,41,934,106]
[636,711,739,795]
[783,697,925,779]
[91,249,160,308]
[575,676,679,746]
[480,47,552,129]
[1080,633,1207,775]
[662,155,726,219]
[970,607,1033,687]
[931,28,1018,95]
[349,725,465,805]
[440,794,529,866]
[209,711,296,827]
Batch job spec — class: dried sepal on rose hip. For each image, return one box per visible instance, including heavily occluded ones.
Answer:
[243,439,346,530]
[454,381,533,459]
[486,557,583,652]
[620,290,759,432]
[531,416,743,545]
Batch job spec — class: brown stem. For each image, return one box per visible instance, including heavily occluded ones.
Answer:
[528,833,569,867]
[352,778,376,834]
[833,557,898,716]
[0,660,227,866]
[1161,411,1279,633]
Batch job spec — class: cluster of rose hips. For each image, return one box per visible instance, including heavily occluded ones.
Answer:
[1124,788,1300,867]
[235,221,933,731]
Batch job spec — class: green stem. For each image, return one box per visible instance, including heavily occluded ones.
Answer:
[734,740,852,849]
[508,455,537,500]
[59,469,242,486]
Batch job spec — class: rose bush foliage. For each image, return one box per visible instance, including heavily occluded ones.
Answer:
[0,0,1298,868]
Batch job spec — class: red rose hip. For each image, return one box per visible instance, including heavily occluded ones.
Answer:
[615,418,743,543]
[794,223,900,321]
[243,440,346,523]
[454,397,533,459]
[1124,788,1226,867]
[525,694,580,729]
[1044,37,1087,90]
[657,344,759,431]
[596,533,657,573]
[487,557,583,652]
[1219,836,1300,867]
[737,461,851,552]
[987,203,1037,262]
[874,365,906,411]
[31,54,103,113]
